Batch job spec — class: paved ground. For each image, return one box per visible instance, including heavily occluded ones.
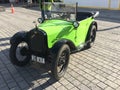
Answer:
[0,5,120,90]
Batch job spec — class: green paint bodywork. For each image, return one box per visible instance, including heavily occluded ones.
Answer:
[37,17,94,49]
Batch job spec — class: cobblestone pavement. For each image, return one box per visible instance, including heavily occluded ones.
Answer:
[0,6,120,90]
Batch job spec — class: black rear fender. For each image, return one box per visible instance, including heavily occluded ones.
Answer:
[91,21,98,30]
[85,21,97,42]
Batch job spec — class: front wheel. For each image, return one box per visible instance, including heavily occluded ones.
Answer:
[9,38,31,66]
[51,44,70,80]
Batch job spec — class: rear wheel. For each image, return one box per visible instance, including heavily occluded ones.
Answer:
[51,44,70,80]
[10,37,31,66]
[86,25,97,48]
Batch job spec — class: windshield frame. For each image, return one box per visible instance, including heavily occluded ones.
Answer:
[41,2,78,21]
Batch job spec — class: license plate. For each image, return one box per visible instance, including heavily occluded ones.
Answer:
[32,55,45,64]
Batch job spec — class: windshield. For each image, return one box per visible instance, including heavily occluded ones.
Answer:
[42,2,76,21]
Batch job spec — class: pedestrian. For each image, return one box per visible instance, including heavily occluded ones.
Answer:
[27,0,32,7]
[40,0,54,19]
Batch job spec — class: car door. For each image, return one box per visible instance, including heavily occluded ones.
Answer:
[75,19,91,47]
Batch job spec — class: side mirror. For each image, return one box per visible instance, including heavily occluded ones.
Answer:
[73,21,79,28]
[38,18,44,23]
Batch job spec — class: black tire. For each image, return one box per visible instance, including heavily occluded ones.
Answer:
[86,25,97,48]
[51,44,70,80]
[9,36,31,66]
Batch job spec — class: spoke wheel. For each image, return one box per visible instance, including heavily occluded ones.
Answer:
[16,42,29,62]
[57,51,67,74]
[51,44,70,80]
[10,37,31,66]
[86,25,97,48]
[90,26,96,45]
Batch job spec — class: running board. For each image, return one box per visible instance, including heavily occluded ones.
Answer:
[71,40,90,54]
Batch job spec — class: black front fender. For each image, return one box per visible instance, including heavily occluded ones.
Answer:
[10,31,27,45]
[51,39,76,53]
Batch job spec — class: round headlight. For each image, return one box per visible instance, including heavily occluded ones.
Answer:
[73,22,79,28]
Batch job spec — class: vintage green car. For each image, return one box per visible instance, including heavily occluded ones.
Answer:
[9,3,99,80]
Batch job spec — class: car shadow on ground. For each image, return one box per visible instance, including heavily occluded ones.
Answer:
[0,37,10,46]
[97,25,120,32]
[0,37,57,90]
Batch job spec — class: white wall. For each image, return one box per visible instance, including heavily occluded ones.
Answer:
[64,0,120,9]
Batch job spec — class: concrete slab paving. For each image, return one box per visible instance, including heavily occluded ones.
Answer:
[0,5,120,90]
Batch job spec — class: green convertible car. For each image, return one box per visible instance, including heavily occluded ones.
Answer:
[9,3,99,80]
